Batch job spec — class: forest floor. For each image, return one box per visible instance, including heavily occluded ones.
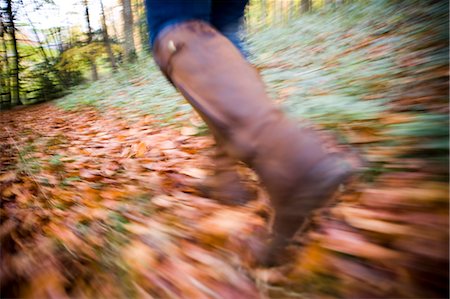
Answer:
[1,1,448,298]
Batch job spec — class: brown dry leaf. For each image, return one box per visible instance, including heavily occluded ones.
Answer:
[318,229,402,261]
[181,126,198,136]
[198,210,253,245]
[346,217,411,235]
[14,188,34,205]
[151,194,175,208]
[44,223,83,250]
[101,161,120,176]
[189,113,204,127]
[79,169,102,182]
[253,268,289,285]
[125,223,151,235]
[136,141,148,158]
[81,186,100,205]
[24,267,69,299]
[180,167,208,179]
[1,184,15,197]
[159,140,176,150]
[116,134,127,142]
[0,171,17,182]
[120,158,143,172]
[99,187,127,201]
[337,206,412,235]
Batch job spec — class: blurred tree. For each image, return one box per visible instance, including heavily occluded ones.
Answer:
[5,0,19,104]
[301,0,311,13]
[20,0,69,93]
[260,0,266,25]
[106,5,120,44]
[133,0,149,53]
[121,0,137,62]
[100,0,117,72]
[0,12,11,105]
[82,0,98,81]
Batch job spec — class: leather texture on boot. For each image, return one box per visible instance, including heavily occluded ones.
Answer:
[196,145,256,206]
[153,21,354,266]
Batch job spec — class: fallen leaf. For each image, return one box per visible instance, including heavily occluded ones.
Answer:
[181,126,198,136]
[180,168,208,179]
[136,142,148,158]
[0,171,17,182]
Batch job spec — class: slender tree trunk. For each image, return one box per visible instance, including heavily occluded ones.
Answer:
[134,0,149,53]
[100,0,117,72]
[54,28,64,54]
[83,0,98,81]
[121,0,137,62]
[6,0,19,104]
[288,0,293,22]
[0,17,11,104]
[275,0,281,25]
[301,0,311,13]
[107,6,120,43]
[49,27,63,55]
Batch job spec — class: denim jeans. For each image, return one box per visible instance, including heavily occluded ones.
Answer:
[144,0,249,55]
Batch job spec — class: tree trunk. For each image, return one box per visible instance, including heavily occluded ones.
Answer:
[107,5,120,43]
[100,0,117,72]
[288,0,293,21]
[301,0,311,13]
[53,27,64,54]
[134,0,149,53]
[6,0,19,104]
[0,16,11,104]
[121,0,137,62]
[83,0,98,81]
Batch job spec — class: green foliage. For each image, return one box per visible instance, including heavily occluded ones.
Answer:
[57,56,189,126]
[57,42,123,76]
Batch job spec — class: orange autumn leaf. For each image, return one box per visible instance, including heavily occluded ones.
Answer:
[136,141,148,158]
[0,171,17,182]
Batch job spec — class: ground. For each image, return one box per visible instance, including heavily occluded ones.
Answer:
[0,1,448,298]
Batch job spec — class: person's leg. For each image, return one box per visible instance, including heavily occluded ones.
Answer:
[145,0,255,205]
[145,0,249,55]
[210,0,249,56]
[145,0,211,46]
[151,20,354,266]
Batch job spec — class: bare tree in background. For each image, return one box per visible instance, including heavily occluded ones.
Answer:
[301,0,311,13]
[0,12,11,104]
[82,0,98,81]
[5,0,19,104]
[100,0,117,72]
[121,0,137,62]
[133,0,149,53]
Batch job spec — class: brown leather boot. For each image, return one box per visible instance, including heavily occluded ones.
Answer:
[153,21,354,266]
[196,143,256,206]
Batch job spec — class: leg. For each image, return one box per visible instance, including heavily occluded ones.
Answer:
[145,0,211,46]
[151,21,354,266]
[210,0,249,56]
[145,0,254,205]
[197,141,256,206]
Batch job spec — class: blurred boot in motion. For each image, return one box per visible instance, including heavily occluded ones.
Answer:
[196,144,256,206]
[152,21,354,266]
[146,0,252,206]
